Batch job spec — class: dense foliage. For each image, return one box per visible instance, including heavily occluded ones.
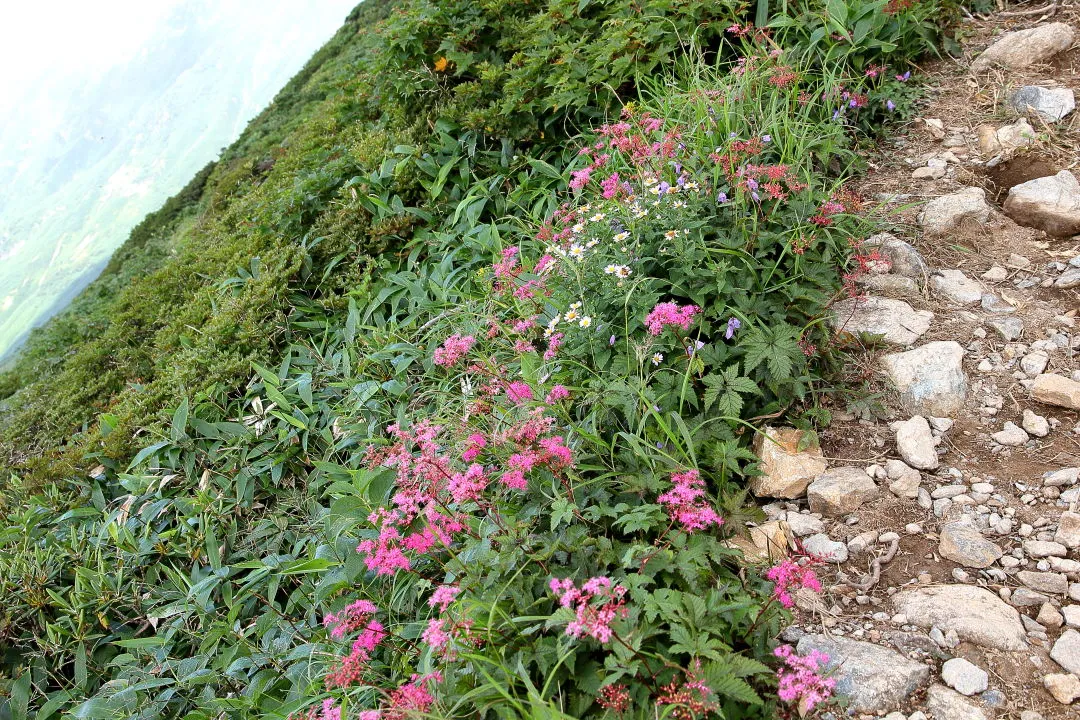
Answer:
[0,0,955,718]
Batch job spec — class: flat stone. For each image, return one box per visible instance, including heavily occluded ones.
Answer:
[892,416,940,470]
[751,426,827,498]
[1032,374,1080,411]
[1063,605,1080,628]
[1011,85,1076,122]
[881,341,967,417]
[925,683,989,720]
[807,467,880,517]
[796,634,930,712]
[932,269,985,305]
[803,533,849,563]
[782,511,825,537]
[1051,629,1080,675]
[892,584,1027,651]
[992,421,1029,446]
[1044,467,1080,486]
[1018,570,1069,595]
[1038,602,1065,629]
[831,296,933,345]
[861,273,921,301]
[862,233,928,279]
[1025,540,1068,558]
[971,22,1075,72]
[942,657,989,696]
[1012,588,1051,607]
[1056,512,1080,548]
[988,315,1024,342]
[919,187,991,235]
[1022,409,1050,437]
[1004,171,1080,237]
[939,522,1002,569]
[1043,673,1080,704]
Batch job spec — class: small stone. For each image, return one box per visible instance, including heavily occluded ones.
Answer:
[1039,602,1064,629]
[992,421,1029,446]
[751,426,828,498]
[989,316,1025,342]
[882,342,968,417]
[925,683,989,720]
[1023,409,1050,437]
[1057,513,1080,549]
[941,657,989,696]
[1010,85,1076,122]
[939,522,1003,569]
[807,467,881,517]
[1021,711,1045,720]
[982,265,1008,281]
[1032,374,1080,411]
[782,512,825,537]
[861,233,929,279]
[1004,171,1080,237]
[919,187,991,235]
[1043,468,1080,487]
[1018,570,1069,595]
[932,269,985,305]
[981,293,1015,313]
[1058,267,1080,289]
[1052,629,1080,675]
[1043,673,1080,704]
[1024,540,1067,558]
[1011,588,1050,607]
[1021,351,1050,377]
[892,416,939,470]
[914,165,946,180]
[803,533,849,563]
[1063,605,1080,628]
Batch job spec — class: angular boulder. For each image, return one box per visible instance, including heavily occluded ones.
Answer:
[1032,373,1080,410]
[831,297,933,346]
[795,634,930,713]
[918,187,991,235]
[1004,170,1080,237]
[806,467,880,517]
[1010,85,1075,122]
[881,341,967,417]
[750,427,827,499]
[892,584,1027,651]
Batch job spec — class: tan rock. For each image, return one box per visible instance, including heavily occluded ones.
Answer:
[1044,673,1080,704]
[750,427,827,499]
[727,520,790,563]
[1003,170,1080,237]
[971,22,1075,72]
[1032,374,1080,410]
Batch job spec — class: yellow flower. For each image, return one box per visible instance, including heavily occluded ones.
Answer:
[664,230,679,240]
[433,56,450,73]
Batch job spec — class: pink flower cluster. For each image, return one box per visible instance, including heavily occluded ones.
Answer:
[774,644,835,711]
[544,384,569,404]
[322,601,387,689]
[291,698,342,720]
[644,302,699,336]
[433,333,475,367]
[549,576,628,643]
[506,380,534,404]
[657,469,723,532]
[655,665,717,720]
[764,557,822,608]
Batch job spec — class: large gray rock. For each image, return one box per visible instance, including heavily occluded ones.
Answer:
[931,269,984,305]
[807,467,880,517]
[831,297,933,345]
[939,521,1003,569]
[1051,629,1080,675]
[1004,171,1080,237]
[892,416,939,470]
[750,426,827,498]
[862,233,928,279]
[1032,374,1080,411]
[795,634,930,713]
[926,683,989,720]
[971,22,1075,72]
[919,187,991,235]
[1010,85,1075,122]
[892,584,1027,651]
[882,342,968,416]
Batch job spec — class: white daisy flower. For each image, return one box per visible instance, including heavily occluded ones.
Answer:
[569,244,585,260]
[563,309,579,322]
[589,212,606,223]
[614,266,631,279]
[651,352,664,366]
[613,231,630,242]
[579,316,592,328]
[604,264,618,275]
[572,222,585,234]
[664,230,679,240]
[570,301,582,310]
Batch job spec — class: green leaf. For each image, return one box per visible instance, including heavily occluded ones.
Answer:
[170,398,189,442]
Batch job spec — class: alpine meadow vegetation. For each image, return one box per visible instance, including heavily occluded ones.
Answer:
[0,1,961,718]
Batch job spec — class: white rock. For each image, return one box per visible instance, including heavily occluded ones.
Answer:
[932,269,984,305]
[1056,512,1080,549]
[807,467,880,517]
[1024,540,1067,558]
[831,297,933,345]
[862,233,928,279]
[1004,171,1080,238]
[782,512,825,537]
[1021,351,1050,377]
[919,187,991,235]
[971,22,1075,72]
[1051,629,1080,675]
[991,421,1029,447]
[1043,673,1080,704]
[803,533,849,562]
[1011,85,1076,122]
[982,265,1009,281]
[893,584,1027,651]
[882,342,967,417]
[925,683,989,720]
[1063,605,1080,628]
[942,657,989,696]
[1023,409,1050,437]
[892,416,939,470]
